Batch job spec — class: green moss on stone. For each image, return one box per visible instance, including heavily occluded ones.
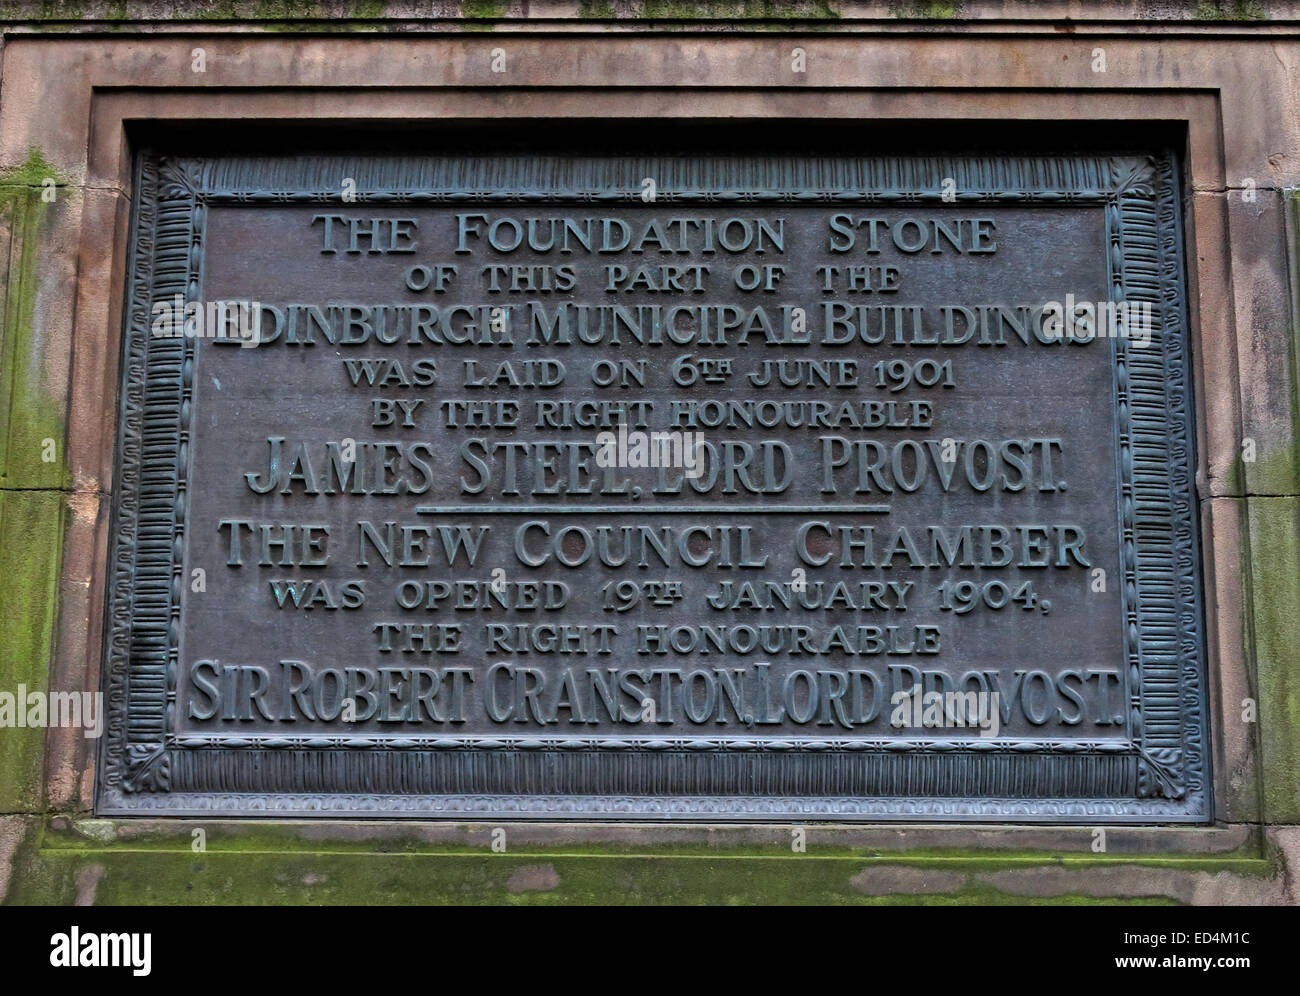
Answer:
[36,0,85,20]
[193,1,244,21]
[890,1,962,18]
[0,147,70,817]
[1274,188,1300,495]
[641,1,839,20]
[461,0,505,29]
[37,818,1271,869]
[5,844,1188,905]
[0,148,66,190]
[1194,1,1266,20]
[3,817,1272,904]
[1245,495,1300,822]
[213,0,388,32]
[251,0,326,27]
[0,493,65,814]
[0,148,70,492]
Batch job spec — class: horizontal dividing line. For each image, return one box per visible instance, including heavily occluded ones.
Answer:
[415,505,891,515]
[183,735,1124,748]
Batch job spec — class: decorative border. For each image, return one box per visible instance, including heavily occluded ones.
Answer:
[96,791,1200,823]
[185,154,1128,205]
[97,151,1208,820]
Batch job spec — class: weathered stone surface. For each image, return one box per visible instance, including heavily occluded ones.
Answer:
[1245,495,1300,824]
[0,153,76,492]
[506,864,561,894]
[0,816,30,905]
[1228,187,1300,496]
[849,866,966,896]
[1202,497,1258,824]
[0,815,1289,906]
[0,490,63,814]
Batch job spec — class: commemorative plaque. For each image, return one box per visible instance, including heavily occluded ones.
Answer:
[98,151,1208,820]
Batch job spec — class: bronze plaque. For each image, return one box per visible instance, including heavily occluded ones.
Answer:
[98,151,1208,820]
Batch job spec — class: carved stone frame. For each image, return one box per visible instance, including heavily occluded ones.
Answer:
[96,149,1208,821]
